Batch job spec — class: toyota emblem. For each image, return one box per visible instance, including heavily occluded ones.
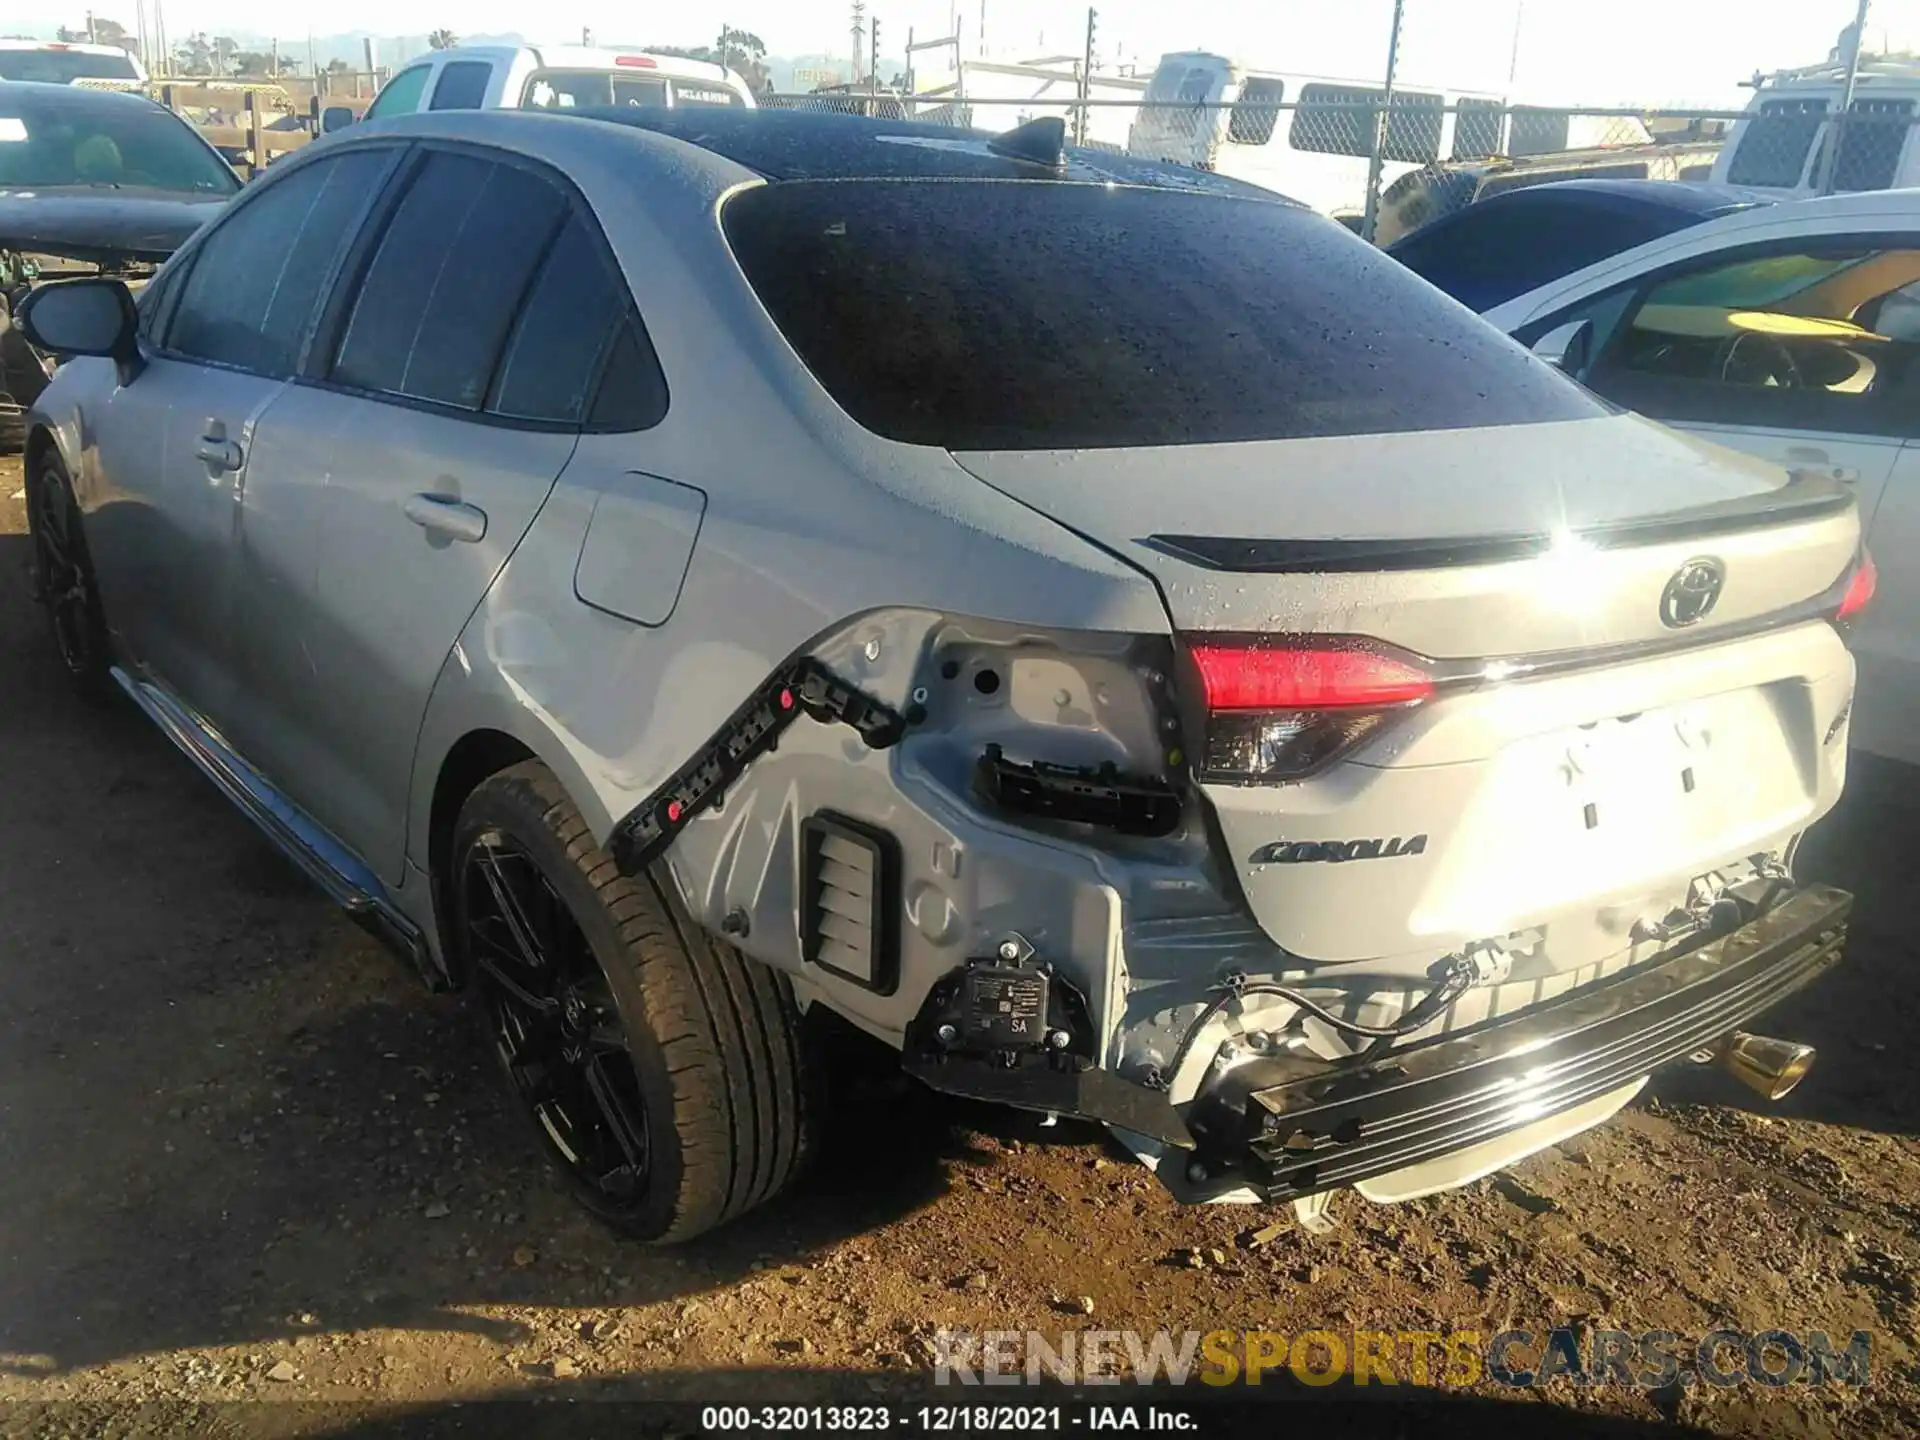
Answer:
[1660,557,1726,628]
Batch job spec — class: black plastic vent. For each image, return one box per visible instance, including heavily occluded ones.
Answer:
[801,813,899,994]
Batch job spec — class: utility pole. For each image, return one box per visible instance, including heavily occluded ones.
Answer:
[870,16,879,93]
[86,9,97,43]
[1077,8,1097,145]
[1360,0,1405,244]
[1819,0,1873,195]
[1507,0,1525,88]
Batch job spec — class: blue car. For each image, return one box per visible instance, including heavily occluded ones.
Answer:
[1385,178,1774,313]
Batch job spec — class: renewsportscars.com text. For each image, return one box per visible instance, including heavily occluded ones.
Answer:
[933,1327,1872,1389]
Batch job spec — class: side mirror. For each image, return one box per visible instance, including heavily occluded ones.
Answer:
[1530,318,1594,376]
[16,278,142,386]
[321,105,357,134]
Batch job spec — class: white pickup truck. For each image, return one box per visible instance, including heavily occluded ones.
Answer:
[324,43,756,132]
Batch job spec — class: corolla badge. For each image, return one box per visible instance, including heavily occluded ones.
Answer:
[1249,835,1428,865]
[1659,557,1726,628]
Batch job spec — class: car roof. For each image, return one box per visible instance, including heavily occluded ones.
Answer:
[1473,177,1774,214]
[552,105,1297,198]
[0,78,167,114]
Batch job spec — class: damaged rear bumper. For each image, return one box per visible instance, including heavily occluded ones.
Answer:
[902,884,1849,1204]
[1190,882,1850,1201]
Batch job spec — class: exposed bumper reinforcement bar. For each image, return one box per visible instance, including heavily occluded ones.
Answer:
[1189,883,1851,1202]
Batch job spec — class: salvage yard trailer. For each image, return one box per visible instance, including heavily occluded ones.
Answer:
[1125,50,1659,226]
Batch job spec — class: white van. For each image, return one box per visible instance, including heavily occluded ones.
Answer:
[1710,53,1920,198]
[1126,50,1646,223]
[340,44,755,130]
[0,40,148,87]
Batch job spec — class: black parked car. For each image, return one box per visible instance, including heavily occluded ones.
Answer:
[0,81,240,446]
[1384,178,1773,313]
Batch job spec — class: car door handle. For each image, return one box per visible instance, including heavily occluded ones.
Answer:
[403,492,488,543]
[195,435,242,472]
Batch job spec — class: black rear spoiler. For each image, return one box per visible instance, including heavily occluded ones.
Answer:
[1143,473,1856,575]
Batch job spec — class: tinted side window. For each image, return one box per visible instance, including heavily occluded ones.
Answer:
[1227,78,1283,146]
[332,152,566,409]
[366,65,431,118]
[1451,99,1503,160]
[1587,245,1920,438]
[167,148,390,376]
[1290,84,1440,162]
[1828,99,1914,192]
[489,216,665,427]
[136,255,187,340]
[429,61,492,110]
[1509,107,1571,157]
[1726,99,1827,188]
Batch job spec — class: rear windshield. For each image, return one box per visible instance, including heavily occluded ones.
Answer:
[0,95,237,193]
[522,68,743,110]
[724,179,1602,450]
[0,49,139,83]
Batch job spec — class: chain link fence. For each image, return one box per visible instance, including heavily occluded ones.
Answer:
[760,91,1920,238]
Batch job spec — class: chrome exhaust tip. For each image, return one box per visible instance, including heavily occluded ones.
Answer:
[1718,1031,1817,1101]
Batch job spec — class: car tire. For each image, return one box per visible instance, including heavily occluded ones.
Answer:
[450,760,818,1242]
[25,448,111,696]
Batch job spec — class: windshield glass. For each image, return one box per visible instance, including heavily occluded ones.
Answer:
[725,179,1602,450]
[522,68,742,110]
[0,95,237,193]
[0,49,139,83]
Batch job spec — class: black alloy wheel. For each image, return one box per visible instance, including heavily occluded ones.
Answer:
[458,830,655,1217]
[27,454,109,690]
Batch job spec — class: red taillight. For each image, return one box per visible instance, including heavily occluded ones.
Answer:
[1837,551,1877,623]
[1186,640,1433,783]
[615,54,658,67]
[1190,643,1434,711]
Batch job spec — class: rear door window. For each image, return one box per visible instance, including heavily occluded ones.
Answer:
[724,179,1600,450]
[487,216,667,428]
[165,147,393,375]
[429,61,492,110]
[330,151,567,409]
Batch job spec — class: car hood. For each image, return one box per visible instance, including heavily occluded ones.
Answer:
[0,187,230,262]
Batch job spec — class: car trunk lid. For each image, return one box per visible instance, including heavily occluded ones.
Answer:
[953,418,1863,965]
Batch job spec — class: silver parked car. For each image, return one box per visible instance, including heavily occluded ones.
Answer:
[17,106,1868,1242]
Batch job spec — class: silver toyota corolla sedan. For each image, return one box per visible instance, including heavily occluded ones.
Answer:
[17,106,1867,1242]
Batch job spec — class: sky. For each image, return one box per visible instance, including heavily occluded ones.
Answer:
[28,0,1920,106]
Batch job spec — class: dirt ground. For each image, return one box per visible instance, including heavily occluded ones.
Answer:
[6,451,1920,1439]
